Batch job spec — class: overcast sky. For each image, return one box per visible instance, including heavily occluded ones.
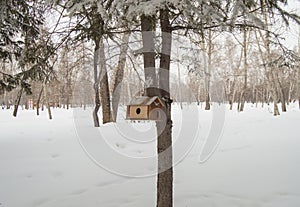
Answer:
[283,0,300,50]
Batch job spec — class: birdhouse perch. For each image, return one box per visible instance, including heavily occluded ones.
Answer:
[126,96,164,121]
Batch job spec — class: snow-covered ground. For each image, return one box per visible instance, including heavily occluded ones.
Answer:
[0,103,300,207]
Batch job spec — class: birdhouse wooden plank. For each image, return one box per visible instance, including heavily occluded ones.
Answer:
[126,96,164,120]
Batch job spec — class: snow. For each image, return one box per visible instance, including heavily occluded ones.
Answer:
[0,103,300,207]
[129,96,161,106]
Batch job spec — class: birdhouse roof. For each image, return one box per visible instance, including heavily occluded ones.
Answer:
[129,96,164,106]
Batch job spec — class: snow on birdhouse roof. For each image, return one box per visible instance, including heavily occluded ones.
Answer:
[129,96,163,106]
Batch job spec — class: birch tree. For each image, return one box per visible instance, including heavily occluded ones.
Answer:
[112,31,130,121]
[65,0,115,126]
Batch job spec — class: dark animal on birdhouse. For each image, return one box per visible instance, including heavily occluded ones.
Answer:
[126,96,164,120]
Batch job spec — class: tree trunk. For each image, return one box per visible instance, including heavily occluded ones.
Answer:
[255,88,259,108]
[66,83,70,110]
[176,34,183,109]
[240,23,248,112]
[274,70,287,112]
[200,29,211,110]
[206,30,212,110]
[228,43,243,110]
[156,9,173,207]
[99,38,112,124]
[229,87,236,110]
[262,87,265,108]
[237,91,241,111]
[141,9,173,207]
[3,90,7,109]
[177,61,183,109]
[36,85,44,116]
[13,88,23,117]
[261,2,280,115]
[141,14,157,96]
[93,41,101,127]
[255,27,279,116]
[66,63,70,110]
[203,47,210,110]
[112,32,130,121]
[1,61,9,109]
[270,73,280,115]
[44,83,52,120]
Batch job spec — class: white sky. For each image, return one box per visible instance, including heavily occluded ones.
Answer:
[282,0,300,50]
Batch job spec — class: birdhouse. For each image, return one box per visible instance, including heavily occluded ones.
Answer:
[126,96,164,121]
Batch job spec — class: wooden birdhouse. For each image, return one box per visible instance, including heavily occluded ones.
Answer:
[126,96,164,121]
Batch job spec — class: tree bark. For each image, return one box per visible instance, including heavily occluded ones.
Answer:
[255,88,259,108]
[176,33,182,109]
[229,83,236,110]
[255,27,280,115]
[177,60,182,109]
[228,43,241,110]
[276,74,287,112]
[240,23,248,112]
[141,9,173,207]
[93,40,101,127]
[99,38,112,124]
[13,88,23,117]
[237,91,241,111]
[66,77,71,110]
[262,87,265,108]
[1,61,10,109]
[112,32,130,121]
[44,82,52,120]
[141,14,157,96]
[13,18,28,117]
[260,1,280,115]
[36,85,44,116]
[156,9,173,207]
[205,29,212,110]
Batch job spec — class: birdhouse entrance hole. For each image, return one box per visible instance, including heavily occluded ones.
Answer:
[136,108,141,114]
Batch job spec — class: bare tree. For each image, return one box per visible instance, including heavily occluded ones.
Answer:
[239,21,249,112]
[112,31,130,121]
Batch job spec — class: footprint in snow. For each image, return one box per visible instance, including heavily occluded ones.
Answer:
[50,154,59,159]
[46,138,53,142]
[116,143,126,149]
[96,181,112,187]
[26,174,33,179]
[32,198,50,207]
[71,188,88,195]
